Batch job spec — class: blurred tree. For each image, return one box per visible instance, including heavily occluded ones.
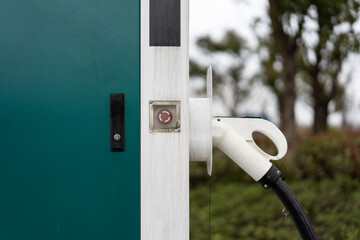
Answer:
[297,0,360,133]
[260,0,360,136]
[189,31,250,116]
[256,0,309,150]
[191,0,359,154]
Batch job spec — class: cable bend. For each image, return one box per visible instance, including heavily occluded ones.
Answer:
[259,166,318,240]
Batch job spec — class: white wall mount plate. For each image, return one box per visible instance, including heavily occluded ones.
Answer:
[189,66,213,175]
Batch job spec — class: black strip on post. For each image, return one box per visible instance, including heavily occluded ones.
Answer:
[150,0,180,46]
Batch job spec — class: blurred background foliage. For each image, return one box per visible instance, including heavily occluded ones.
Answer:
[190,0,360,151]
[190,130,360,240]
[190,0,360,239]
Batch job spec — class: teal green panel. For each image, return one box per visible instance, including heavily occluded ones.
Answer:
[0,0,140,239]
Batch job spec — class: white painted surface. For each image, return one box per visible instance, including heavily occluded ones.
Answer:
[141,0,189,240]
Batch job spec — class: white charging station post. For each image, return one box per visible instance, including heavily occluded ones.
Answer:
[141,0,190,240]
[140,1,317,240]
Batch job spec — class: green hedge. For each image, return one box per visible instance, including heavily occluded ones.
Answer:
[190,178,360,240]
[190,129,360,182]
[297,129,360,180]
[190,129,360,240]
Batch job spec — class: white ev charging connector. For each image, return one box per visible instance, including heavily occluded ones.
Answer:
[189,66,318,240]
[212,117,287,181]
[189,66,287,181]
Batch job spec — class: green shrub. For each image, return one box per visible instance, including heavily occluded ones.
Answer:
[297,129,360,180]
[190,178,360,240]
[191,129,360,182]
[190,129,360,240]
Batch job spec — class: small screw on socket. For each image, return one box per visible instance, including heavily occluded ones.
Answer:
[114,134,121,141]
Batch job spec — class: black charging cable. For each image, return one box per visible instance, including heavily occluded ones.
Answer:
[259,166,318,240]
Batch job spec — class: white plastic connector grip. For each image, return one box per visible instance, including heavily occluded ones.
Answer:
[212,118,288,181]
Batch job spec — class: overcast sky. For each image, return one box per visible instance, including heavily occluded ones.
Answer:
[189,0,360,127]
